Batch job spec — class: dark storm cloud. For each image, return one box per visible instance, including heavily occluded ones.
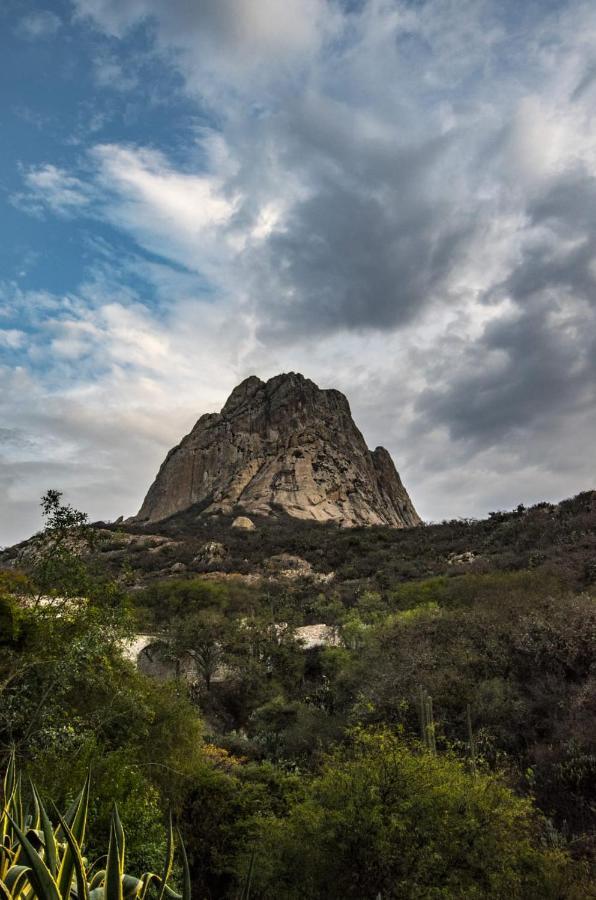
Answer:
[528,171,596,245]
[415,169,596,449]
[242,98,475,337]
[256,180,472,334]
[416,302,594,442]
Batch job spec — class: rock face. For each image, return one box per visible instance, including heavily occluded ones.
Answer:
[135,373,421,528]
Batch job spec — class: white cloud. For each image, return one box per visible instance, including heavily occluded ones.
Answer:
[75,0,334,81]
[13,165,92,218]
[93,52,139,91]
[15,10,62,40]
[90,143,238,272]
[0,329,26,350]
[0,281,254,545]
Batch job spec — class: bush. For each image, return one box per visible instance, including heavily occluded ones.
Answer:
[255,729,575,899]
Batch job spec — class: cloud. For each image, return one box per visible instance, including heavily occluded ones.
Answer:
[4,0,596,543]
[0,278,255,546]
[414,162,596,450]
[90,143,237,273]
[242,110,474,337]
[0,330,26,350]
[12,165,92,218]
[75,0,332,75]
[15,10,62,40]
[415,298,595,444]
[93,52,139,91]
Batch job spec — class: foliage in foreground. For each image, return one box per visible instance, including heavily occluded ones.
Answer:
[0,750,189,899]
[254,729,584,899]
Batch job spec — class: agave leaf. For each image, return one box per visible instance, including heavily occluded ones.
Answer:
[1,777,21,868]
[57,770,90,898]
[0,826,8,880]
[0,877,11,900]
[137,876,183,900]
[105,815,124,900]
[112,806,125,875]
[33,787,59,878]
[1,793,15,844]
[13,775,23,833]
[175,828,191,900]
[0,840,13,884]
[138,872,161,900]
[54,808,90,900]
[29,781,41,834]
[157,813,174,900]
[6,813,61,900]
[5,863,31,895]
[55,784,84,842]
[122,873,144,897]
[4,774,25,858]
[88,868,106,889]
[0,747,16,846]
[25,828,44,853]
[3,751,15,817]
[89,889,104,900]
[1,751,17,876]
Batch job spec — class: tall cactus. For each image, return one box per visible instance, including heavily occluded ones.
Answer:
[466,703,477,773]
[418,688,437,754]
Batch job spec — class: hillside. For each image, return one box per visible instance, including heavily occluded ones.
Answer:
[77,489,595,591]
[2,489,595,895]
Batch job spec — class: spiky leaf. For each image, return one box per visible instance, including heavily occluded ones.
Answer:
[57,770,90,898]
[176,828,191,900]
[54,809,90,900]
[33,786,59,878]
[105,815,124,900]
[157,814,174,900]
[6,813,61,900]
[4,864,31,895]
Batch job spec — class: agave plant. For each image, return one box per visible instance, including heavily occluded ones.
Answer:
[0,750,190,899]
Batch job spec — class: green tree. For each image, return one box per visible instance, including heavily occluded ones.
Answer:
[256,729,573,899]
[0,492,207,874]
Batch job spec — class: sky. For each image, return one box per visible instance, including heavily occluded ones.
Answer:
[1,0,595,545]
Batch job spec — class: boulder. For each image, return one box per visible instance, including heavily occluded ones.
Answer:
[231,516,256,531]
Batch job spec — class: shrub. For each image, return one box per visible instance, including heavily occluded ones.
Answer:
[255,729,574,899]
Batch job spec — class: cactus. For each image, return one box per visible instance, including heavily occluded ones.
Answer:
[418,688,437,755]
[0,750,190,899]
[466,703,477,772]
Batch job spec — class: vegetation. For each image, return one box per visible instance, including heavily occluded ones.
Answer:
[0,751,189,899]
[0,490,595,896]
[255,729,572,899]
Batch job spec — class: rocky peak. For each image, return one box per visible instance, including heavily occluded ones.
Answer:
[221,375,263,416]
[134,373,420,528]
